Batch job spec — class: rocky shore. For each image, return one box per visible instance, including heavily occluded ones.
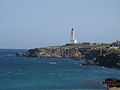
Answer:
[96,49,120,68]
[16,44,120,69]
[16,46,81,59]
[105,78,120,90]
[84,48,120,68]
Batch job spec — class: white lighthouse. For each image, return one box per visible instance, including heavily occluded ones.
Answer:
[70,28,77,44]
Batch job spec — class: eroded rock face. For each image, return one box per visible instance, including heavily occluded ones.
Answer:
[84,48,107,60]
[82,48,120,68]
[16,46,120,69]
[24,47,81,59]
[96,49,120,68]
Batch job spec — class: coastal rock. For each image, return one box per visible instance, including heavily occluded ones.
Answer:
[96,49,120,68]
[84,48,107,60]
[16,52,23,56]
[24,47,81,59]
[16,45,120,69]
[83,48,120,68]
[82,60,98,65]
[105,78,120,88]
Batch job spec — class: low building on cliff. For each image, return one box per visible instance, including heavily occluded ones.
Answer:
[110,40,120,47]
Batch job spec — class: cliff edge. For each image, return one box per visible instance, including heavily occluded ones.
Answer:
[16,44,120,69]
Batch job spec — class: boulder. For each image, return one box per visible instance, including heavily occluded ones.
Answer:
[105,78,120,88]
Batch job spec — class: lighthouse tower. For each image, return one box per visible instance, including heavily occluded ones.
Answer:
[70,28,77,44]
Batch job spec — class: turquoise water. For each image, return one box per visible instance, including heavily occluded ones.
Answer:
[0,49,120,90]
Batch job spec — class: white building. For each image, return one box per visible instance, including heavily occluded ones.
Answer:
[70,28,77,44]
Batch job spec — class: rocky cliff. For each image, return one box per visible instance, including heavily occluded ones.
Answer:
[96,48,120,68]
[19,46,81,59]
[16,45,120,69]
[83,48,120,68]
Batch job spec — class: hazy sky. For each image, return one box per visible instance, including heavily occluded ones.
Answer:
[0,0,120,49]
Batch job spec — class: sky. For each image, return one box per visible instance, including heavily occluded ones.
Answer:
[0,0,120,49]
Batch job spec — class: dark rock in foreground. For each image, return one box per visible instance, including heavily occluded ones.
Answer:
[105,78,120,88]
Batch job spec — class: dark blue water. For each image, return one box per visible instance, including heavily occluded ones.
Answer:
[0,49,28,56]
[0,49,120,90]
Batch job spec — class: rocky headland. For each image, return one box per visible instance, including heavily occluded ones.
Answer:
[16,44,120,69]
[84,47,120,68]
[16,46,81,59]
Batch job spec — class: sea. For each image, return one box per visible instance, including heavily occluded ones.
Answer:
[0,49,120,90]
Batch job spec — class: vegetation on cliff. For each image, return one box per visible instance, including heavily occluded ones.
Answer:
[16,44,120,69]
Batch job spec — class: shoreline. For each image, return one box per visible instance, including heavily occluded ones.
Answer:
[15,44,120,69]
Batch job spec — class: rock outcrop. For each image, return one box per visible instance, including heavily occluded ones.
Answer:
[105,78,120,88]
[16,45,120,69]
[81,48,120,69]
[96,48,120,68]
[22,47,81,59]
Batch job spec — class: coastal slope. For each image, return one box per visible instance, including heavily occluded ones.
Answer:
[16,44,120,69]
